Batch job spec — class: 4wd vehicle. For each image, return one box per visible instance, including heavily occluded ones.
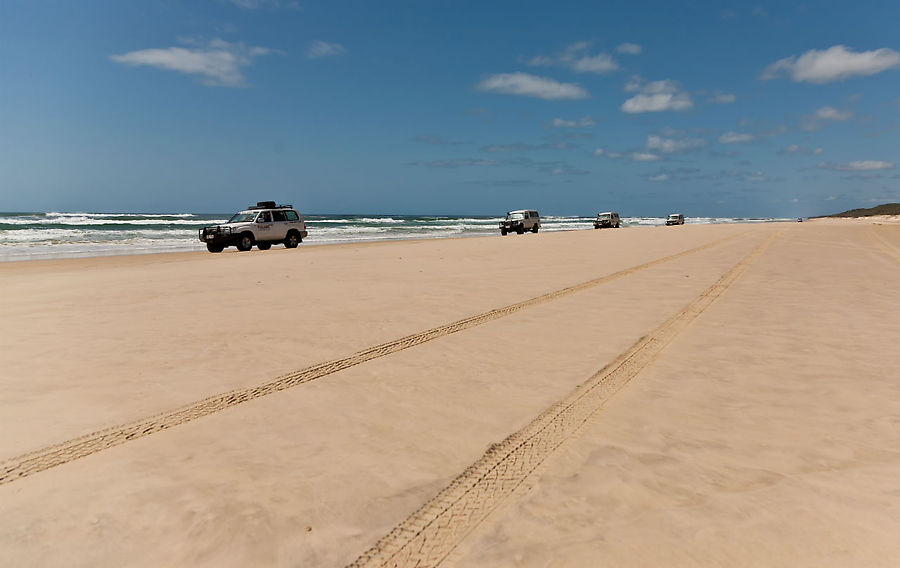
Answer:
[665,213,685,226]
[500,210,540,235]
[199,201,309,252]
[593,211,620,229]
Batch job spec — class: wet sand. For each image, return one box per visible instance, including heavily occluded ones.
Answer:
[1,221,897,566]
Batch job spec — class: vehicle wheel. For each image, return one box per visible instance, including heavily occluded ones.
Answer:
[257,242,272,250]
[206,243,224,253]
[500,229,507,236]
[615,222,620,228]
[236,233,254,251]
[532,224,539,233]
[517,227,524,235]
[284,231,300,248]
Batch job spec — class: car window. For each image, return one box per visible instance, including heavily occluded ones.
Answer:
[285,210,299,221]
[272,210,286,222]
[228,212,255,223]
[257,212,271,222]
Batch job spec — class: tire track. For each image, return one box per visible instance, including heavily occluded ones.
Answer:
[1,233,746,486]
[347,231,779,568]
[865,224,900,262]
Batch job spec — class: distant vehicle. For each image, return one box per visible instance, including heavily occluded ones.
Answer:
[665,213,685,226]
[500,210,541,235]
[199,201,308,252]
[593,211,620,229]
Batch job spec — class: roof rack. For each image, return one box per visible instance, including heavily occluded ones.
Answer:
[248,201,293,210]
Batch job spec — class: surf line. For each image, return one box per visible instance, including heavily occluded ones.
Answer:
[347,230,779,568]
[1,232,749,486]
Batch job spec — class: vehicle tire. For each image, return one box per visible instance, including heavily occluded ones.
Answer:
[517,227,524,235]
[284,231,300,249]
[257,242,272,250]
[532,224,539,233]
[615,222,620,228]
[206,243,224,253]
[236,233,254,251]
[500,229,507,236]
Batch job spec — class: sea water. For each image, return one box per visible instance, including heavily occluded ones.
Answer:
[0,211,788,262]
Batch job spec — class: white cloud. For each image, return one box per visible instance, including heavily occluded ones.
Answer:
[593,148,605,156]
[528,55,555,66]
[761,45,900,83]
[616,43,642,55]
[559,41,592,62]
[815,106,853,121]
[475,73,589,100]
[802,105,855,131]
[779,144,824,156]
[571,53,618,74]
[648,173,669,182]
[110,39,276,87]
[641,79,679,94]
[817,160,894,171]
[646,134,706,153]
[708,92,736,104]
[551,116,596,128]
[620,78,693,113]
[305,40,346,59]
[622,92,693,113]
[780,144,822,155]
[624,75,643,92]
[631,152,660,161]
[718,131,755,144]
[528,41,619,75]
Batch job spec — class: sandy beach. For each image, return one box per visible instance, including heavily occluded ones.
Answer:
[1,221,898,567]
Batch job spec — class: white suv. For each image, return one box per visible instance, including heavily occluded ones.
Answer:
[500,210,541,235]
[199,201,309,252]
[593,211,620,229]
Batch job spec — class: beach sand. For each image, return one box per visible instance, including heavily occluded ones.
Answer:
[1,221,898,566]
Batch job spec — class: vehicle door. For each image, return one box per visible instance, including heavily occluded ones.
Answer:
[255,211,274,240]
[271,210,290,240]
[284,210,303,235]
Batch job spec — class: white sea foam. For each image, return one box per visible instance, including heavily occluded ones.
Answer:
[0,212,792,262]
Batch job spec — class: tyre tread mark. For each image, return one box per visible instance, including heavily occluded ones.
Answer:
[0,233,744,485]
[346,231,778,568]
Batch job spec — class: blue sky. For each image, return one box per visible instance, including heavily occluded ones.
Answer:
[2,0,899,216]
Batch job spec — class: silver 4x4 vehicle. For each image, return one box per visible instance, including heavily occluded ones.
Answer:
[593,211,620,228]
[500,210,540,235]
[199,201,309,253]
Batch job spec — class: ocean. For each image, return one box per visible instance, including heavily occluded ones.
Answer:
[0,211,790,262]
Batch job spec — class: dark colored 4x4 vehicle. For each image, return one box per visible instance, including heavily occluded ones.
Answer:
[199,201,309,252]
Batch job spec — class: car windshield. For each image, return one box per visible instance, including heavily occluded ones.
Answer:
[228,212,256,223]
[598,214,611,219]
[506,212,525,220]
[668,214,679,219]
